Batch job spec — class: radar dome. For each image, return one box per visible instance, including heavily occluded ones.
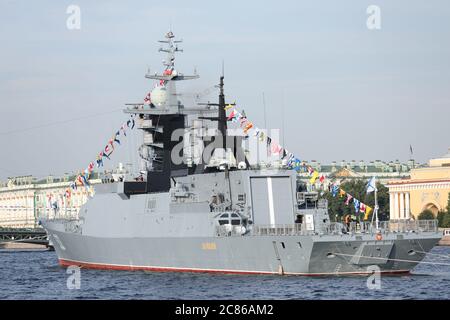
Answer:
[238,162,247,170]
[151,86,167,107]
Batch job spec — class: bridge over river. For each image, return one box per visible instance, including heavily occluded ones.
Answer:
[0,228,50,249]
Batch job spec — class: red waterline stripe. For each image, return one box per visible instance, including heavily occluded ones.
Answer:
[59,259,274,275]
[59,259,411,276]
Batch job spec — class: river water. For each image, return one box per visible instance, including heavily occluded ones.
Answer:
[1,246,449,300]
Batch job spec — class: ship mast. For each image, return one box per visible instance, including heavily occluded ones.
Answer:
[124,31,199,193]
[145,31,199,111]
[218,75,227,148]
[123,31,249,194]
[197,75,249,170]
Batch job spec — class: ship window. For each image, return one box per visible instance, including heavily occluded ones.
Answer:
[220,213,229,218]
[231,219,241,226]
[218,220,228,225]
[281,242,285,249]
[231,213,239,218]
[238,194,245,202]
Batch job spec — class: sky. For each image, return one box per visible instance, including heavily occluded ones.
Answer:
[0,0,449,180]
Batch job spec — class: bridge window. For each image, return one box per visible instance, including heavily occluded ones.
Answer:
[231,219,241,226]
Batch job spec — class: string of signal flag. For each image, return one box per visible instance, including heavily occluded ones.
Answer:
[225,104,376,220]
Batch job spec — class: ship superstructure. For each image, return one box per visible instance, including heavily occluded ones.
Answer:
[41,32,441,276]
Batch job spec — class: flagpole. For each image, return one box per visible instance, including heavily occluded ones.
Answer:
[367,177,379,231]
[375,186,379,231]
[370,199,375,225]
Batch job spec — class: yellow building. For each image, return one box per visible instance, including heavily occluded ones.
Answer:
[387,148,450,219]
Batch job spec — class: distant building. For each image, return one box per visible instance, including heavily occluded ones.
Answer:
[297,159,416,190]
[0,164,130,228]
[0,174,99,228]
[387,148,450,219]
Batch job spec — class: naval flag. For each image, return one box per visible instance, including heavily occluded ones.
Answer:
[366,177,377,193]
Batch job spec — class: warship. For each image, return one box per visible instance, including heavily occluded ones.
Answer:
[41,32,441,276]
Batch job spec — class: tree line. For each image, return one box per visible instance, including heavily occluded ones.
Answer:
[322,180,389,222]
[323,179,450,227]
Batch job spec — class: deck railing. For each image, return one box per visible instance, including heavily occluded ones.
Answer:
[385,219,437,233]
[251,224,304,236]
[245,219,438,237]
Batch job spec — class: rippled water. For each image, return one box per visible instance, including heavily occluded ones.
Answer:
[1,246,449,300]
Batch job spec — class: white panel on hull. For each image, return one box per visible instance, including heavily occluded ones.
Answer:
[250,176,294,226]
[250,177,271,225]
[271,177,295,225]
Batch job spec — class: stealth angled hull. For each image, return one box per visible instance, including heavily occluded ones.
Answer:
[44,219,441,276]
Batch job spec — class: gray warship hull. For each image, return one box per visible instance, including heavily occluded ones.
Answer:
[42,172,441,277]
[44,222,440,276]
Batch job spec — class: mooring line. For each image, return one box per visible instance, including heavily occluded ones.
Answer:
[416,242,444,273]
[332,252,450,267]
[413,250,450,260]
